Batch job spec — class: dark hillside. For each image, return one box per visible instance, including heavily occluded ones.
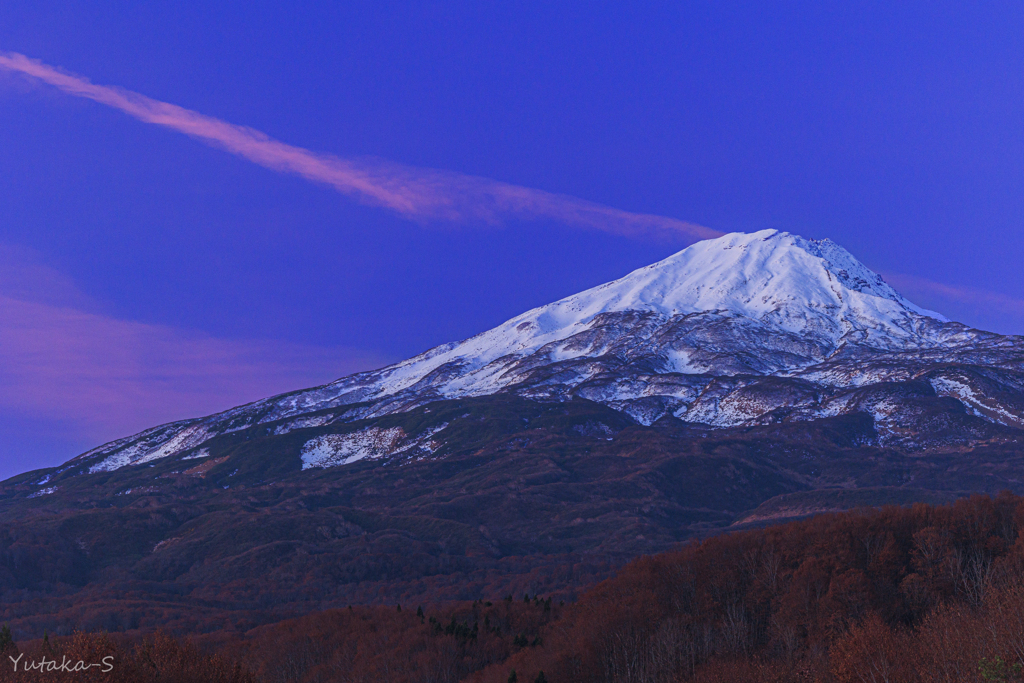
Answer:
[7,494,1024,682]
[2,394,1022,639]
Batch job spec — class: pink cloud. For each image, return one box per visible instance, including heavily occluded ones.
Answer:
[0,51,719,242]
[883,272,1024,320]
[0,292,386,444]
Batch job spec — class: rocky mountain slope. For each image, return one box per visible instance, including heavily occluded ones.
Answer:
[56,228,1023,477]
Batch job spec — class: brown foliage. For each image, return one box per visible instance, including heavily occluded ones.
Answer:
[466,493,1024,682]
[7,494,1024,681]
[224,598,562,683]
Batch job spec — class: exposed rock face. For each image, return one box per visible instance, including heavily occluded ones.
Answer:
[68,229,1023,475]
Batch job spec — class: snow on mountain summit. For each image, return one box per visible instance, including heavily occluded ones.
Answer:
[371,229,949,394]
[252,229,954,414]
[497,228,947,344]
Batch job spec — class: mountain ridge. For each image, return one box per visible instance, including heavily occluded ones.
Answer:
[54,228,1023,475]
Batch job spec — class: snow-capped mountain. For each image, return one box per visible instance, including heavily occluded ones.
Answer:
[12,230,1024,631]
[70,229,1024,474]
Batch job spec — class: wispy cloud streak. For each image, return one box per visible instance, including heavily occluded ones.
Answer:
[0,51,718,241]
[884,272,1024,321]
[0,294,385,441]
[0,245,386,471]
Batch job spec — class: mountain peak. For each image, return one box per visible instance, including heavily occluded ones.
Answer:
[615,228,943,320]
[350,229,951,400]
[492,228,946,350]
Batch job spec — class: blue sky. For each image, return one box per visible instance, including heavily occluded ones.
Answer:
[0,2,1021,477]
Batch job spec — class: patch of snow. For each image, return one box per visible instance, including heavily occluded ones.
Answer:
[181,448,211,461]
[301,427,406,470]
[301,422,450,470]
[28,486,57,498]
[664,349,704,374]
[90,424,212,473]
[413,422,450,455]
[152,538,178,552]
[816,393,858,418]
[931,377,1023,426]
[273,414,335,435]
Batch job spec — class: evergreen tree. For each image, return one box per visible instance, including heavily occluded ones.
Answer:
[507,669,517,683]
[979,657,1023,681]
[0,624,12,652]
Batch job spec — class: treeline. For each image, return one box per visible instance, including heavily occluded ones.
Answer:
[229,598,562,683]
[238,493,1024,682]
[483,492,1024,683]
[6,493,1024,681]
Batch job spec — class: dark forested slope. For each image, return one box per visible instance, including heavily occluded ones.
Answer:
[231,493,1024,682]
[8,494,1022,682]
[1,393,1022,639]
